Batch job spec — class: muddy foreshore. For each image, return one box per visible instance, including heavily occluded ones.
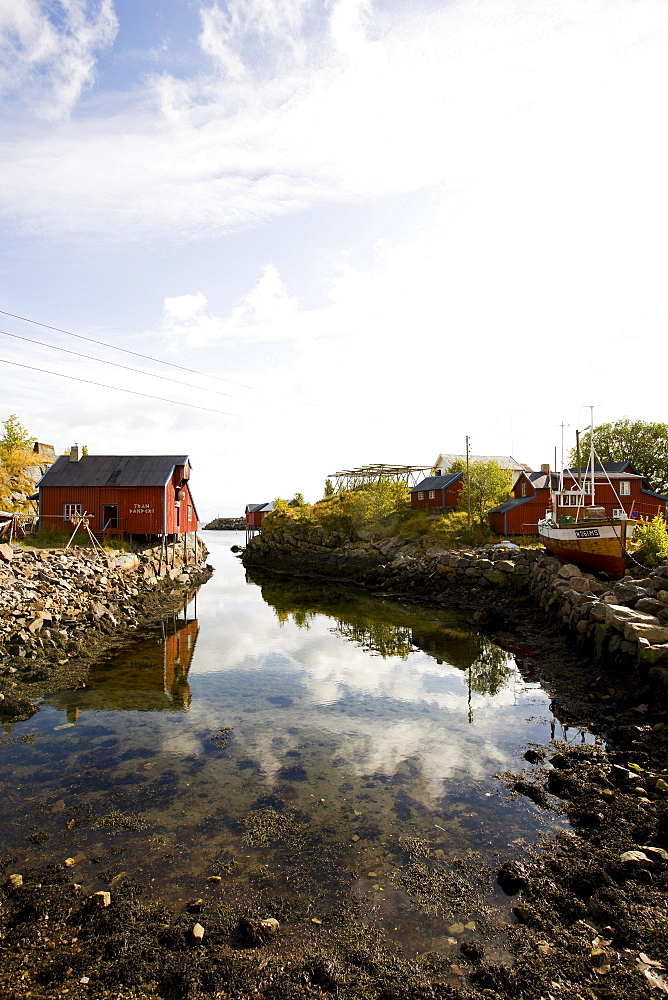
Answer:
[1,542,667,998]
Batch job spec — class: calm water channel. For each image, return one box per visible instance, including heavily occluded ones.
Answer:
[1,531,594,957]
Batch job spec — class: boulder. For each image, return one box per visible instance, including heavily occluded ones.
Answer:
[635,597,666,616]
[558,563,581,578]
[605,604,660,632]
[623,623,668,645]
[0,543,14,563]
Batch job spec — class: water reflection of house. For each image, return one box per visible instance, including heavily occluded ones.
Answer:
[411,628,480,670]
[46,618,199,718]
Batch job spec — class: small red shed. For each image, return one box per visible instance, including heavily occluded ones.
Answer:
[410,473,463,510]
[245,502,274,527]
[37,451,199,539]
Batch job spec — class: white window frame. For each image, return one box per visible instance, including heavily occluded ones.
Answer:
[612,508,626,519]
[417,491,424,500]
[63,503,82,522]
[619,481,631,495]
[428,490,436,499]
[187,504,192,521]
[521,482,527,496]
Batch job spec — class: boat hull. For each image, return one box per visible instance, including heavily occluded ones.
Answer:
[538,519,628,577]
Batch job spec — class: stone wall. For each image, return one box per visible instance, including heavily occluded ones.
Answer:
[243,527,668,682]
[0,537,209,676]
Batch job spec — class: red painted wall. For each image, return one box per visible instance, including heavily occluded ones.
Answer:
[411,481,463,509]
[491,474,666,536]
[40,479,198,536]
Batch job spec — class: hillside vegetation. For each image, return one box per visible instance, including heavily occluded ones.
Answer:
[265,481,520,548]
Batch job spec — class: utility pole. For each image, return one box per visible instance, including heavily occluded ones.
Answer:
[466,435,471,531]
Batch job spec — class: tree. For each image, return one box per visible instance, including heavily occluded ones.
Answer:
[454,459,514,528]
[0,414,32,460]
[288,492,307,507]
[568,419,668,494]
[0,414,35,511]
[323,478,334,497]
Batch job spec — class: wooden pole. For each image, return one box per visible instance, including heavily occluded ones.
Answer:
[466,435,471,532]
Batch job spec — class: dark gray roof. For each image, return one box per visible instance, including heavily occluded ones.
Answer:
[246,502,274,513]
[39,455,189,489]
[411,473,462,492]
[489,497,532,514]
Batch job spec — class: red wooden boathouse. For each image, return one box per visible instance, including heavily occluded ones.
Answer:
[245,502,274,527]
[37,448,199,539]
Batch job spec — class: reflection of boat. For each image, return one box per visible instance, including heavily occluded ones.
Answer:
[45,617,199,716]
[538,411,633,578]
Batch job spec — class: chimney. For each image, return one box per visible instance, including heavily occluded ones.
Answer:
[70,443,82,462]
[541,463,550,474]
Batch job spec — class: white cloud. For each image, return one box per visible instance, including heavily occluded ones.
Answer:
[199,0,313,80]
[2,0,661,241]
[0,0,118,120]
[163,266,301,346]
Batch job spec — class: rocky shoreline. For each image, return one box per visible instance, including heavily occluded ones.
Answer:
[0,538,212,727]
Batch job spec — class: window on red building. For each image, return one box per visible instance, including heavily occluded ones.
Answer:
[63,503,82,521]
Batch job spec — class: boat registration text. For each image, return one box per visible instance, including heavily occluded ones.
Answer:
[575,528,600,539]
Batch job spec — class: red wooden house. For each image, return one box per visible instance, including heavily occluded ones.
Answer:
[245,502,274,527]
[410,473,463,510]
[488,462,668,536]
[37,449,199,539]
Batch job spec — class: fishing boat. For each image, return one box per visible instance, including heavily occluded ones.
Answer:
[537,410,635,578]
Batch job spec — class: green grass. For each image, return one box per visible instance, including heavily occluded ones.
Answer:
[103,537,133,552]
[20,527,87,549]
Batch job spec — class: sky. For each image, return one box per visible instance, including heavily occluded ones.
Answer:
[1,0,667,521]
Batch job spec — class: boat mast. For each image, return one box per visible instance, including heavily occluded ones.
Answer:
[589,405,595,506]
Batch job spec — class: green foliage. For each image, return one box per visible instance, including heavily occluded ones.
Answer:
[0,413,37,511]
[265,480,409,538]
[568,419,668,494]
[1,414,32,455]
[457,460,514,528]
[632,515,668,568]
[349,479,409,528]
[323,478,334,497]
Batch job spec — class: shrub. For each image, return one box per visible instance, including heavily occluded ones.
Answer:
[632,516,668,568]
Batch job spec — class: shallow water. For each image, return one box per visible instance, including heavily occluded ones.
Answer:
[0,531,596,957]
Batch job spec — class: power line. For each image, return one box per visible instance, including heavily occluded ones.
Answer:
[0,307,316,408]
[0,327,267,407]
[0,358,256,420]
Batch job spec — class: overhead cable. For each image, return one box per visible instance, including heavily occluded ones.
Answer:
[0,327,265,407]
[0,359,255,420]
[0,308,315,407]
